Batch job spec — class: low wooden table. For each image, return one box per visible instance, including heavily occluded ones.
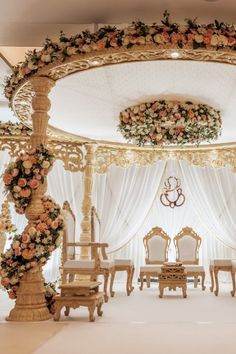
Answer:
[158,262,187,298]
[54,281,104,322]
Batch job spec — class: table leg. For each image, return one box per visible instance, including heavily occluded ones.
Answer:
[214,269,219,296]
[64,306,70,316]
[182,286,187,298]
[88,304,96,322]
[159,285,164,298]
[194,276,198,288]
[209,266,214,292]
[97,300,103,317]
[129,266,135,294]
[230,270,235,297]
[146,275,151,288]
[54,304,62,321]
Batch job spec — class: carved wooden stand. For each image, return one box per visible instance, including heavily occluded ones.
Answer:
[159,262,187,298]
[54,281,103,322]
[6,76,55,321]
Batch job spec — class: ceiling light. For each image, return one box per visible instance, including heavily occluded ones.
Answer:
[170,52,180,59]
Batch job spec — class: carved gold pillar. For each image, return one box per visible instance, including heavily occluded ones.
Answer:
[7,76,55,321]
[80,144,95,260]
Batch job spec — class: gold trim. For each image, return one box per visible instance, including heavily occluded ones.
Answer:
[143,226,171,264]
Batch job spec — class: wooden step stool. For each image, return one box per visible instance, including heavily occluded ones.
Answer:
[54,281,104,322]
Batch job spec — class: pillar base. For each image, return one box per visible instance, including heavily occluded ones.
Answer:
[6,265,51,322]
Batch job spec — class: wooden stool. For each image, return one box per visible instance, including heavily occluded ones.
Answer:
[209,259,233,296]
[158,262,187,298]
[110,259,134,296]
[54,281,104,322]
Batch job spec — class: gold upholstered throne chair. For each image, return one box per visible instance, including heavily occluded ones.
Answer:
[61,201,114,302]
[139,227,171,290]
[174,227,206,290]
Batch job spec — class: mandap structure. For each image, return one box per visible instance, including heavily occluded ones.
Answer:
[1,14,236,320]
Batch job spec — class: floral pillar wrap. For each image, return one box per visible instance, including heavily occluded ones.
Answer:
[0,77,64,321]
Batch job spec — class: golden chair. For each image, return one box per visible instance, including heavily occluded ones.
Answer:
[61,201,114,302]
[139,227,171,290]
[174,227,205,290]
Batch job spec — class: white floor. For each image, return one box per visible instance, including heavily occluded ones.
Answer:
[1,282,236,354]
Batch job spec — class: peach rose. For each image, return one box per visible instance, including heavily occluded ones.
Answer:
[22,249,34,260]
[29,156,37,164]
[14,248,21,256]
[1,277,10,286]
[37,223,48,232]
[21,233,30,243]
[23,160,32,169]
[8,291,17,299]
[51,220,59,230]
[18,178,27,187]
[28,148,36,154]
[29,179,40,189]
[12,168,19,177]
[21,154,29,161]
[20,188,31,198]
[40,169,48,176]
[3,173,13,185]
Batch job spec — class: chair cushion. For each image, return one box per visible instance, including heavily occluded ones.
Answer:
[100,260,114,269]
[184,265,205,273]
[140,265,162,273]
[64,260,95,269]
[114,259,133,266]
[210,259,232,266]
[64,259,114,269]
[231,260,236,269]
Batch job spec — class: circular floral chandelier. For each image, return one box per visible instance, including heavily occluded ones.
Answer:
[118,100,221,146]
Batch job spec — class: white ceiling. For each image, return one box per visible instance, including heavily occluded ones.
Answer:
[0,0,236,46]
[49,60,236,144]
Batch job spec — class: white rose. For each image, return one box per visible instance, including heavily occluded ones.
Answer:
[28,227,37,237]
[42,160,50,169]
[210,35,219,46]
[13,186,21,193]
[194,34,203,43]
[153,34,163,44]
[40,257,47,263]
[41,53,51,63]
[12,240,20,249]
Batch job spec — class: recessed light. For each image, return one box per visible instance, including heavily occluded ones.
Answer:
[170,52,180,59]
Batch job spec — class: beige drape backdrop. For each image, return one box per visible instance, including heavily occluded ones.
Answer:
[1,151,236,282]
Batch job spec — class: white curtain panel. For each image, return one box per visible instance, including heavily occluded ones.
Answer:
[93,161,166,253]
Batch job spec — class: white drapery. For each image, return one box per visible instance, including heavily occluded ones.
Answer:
[1,151,236,282]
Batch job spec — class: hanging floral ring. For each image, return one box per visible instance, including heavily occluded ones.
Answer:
[118,100,221,146]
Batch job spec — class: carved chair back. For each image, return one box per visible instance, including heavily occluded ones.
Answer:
[143,227,171,264]
[62,201,76,264]
[174,227,202,265]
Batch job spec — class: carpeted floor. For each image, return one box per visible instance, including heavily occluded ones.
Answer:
[1,283,236,354]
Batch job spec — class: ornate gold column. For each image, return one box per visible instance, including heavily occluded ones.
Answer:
[80,144,95,260]
[7,76,55,321]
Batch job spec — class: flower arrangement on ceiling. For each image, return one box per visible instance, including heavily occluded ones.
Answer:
[118,100,221,146]
[0,146,64,303]
[0,121,31,136]
[4,11,236,101]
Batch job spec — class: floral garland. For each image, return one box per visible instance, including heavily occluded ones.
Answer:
[5,11,236,101]
[3,145,54,214]
[118,100,221,146]
[0,196,63,299]
[0,200,16,234]
[0,121,31,136]
[0,146,64,305]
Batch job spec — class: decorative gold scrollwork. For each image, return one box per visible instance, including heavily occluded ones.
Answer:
[160,177,185,208]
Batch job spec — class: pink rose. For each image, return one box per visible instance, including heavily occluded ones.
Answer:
[40,169,48,176]
[29,179,40,189]
[29,243,35,250]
